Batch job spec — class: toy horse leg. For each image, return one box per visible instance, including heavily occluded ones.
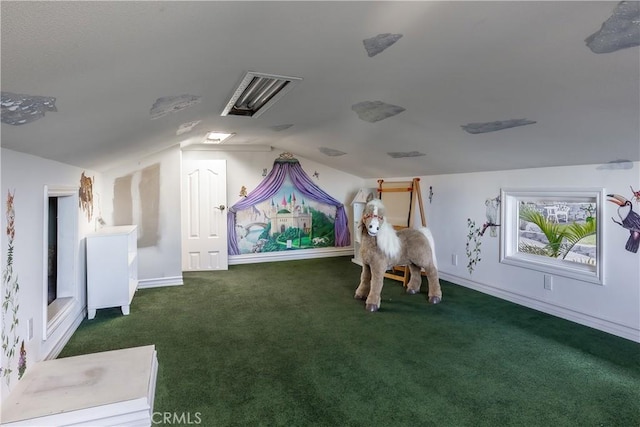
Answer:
[424,266,442,304]
[354,264,372,300]
[364,263,386,312]
[405,264,422,295]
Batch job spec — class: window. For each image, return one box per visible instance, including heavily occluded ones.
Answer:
[500,188,604,284]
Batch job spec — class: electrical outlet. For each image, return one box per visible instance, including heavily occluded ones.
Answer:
[544,274,553,291]
[451,253,458,266]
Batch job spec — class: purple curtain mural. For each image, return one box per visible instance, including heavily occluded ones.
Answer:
[228,153,351,255]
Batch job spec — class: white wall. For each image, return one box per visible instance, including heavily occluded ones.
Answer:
[100,146,183,287]
[0,148,99,400]
[367,163,640,342]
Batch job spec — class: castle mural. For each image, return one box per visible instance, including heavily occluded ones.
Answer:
[227,153,350,255]
[269,192,312,236]
[234,175,337,254]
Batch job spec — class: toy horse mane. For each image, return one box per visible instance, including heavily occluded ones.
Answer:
[363,199,401,259]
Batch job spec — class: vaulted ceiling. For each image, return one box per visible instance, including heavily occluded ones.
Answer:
[2,1,639,178]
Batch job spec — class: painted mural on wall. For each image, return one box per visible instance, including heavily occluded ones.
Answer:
[608,186,640,253]
[465,195,501,274]
[234,175,336,253]
[227,153,351,256]
[18,341,26,379]
[79,171,94,222]
[483,196,501,237]
[2,190,24,385]
[113,163,160,248]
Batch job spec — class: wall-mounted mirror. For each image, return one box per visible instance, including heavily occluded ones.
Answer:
[500,188,604,284]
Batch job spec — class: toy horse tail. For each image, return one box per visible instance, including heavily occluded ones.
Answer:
[419,227,438,270]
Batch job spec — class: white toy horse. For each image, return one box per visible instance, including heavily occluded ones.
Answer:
[354,198,442,311]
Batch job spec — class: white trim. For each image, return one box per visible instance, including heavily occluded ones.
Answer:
[439,271,640,343]
[43,307,86,360]
[137,276,184,289]
[43,185,80,341]
[46,297,76,338]
[2,399,152,427]
[500,187,604,285]
[230,248,354,265]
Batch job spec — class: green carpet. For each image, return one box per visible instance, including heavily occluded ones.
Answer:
[60,256,640,426]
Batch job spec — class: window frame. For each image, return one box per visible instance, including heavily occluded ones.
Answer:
[499,187,604,285]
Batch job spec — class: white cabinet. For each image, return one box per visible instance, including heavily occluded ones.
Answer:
[86,225,138,320]
[351,188,376,266]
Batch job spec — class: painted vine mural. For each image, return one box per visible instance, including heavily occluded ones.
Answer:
[465,195,501,274]
[465,218,482,274]
[2,190,25,385]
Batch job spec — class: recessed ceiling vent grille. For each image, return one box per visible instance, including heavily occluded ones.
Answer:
[221,71,302,118]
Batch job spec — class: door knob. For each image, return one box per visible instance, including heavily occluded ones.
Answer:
[214,204,226,211]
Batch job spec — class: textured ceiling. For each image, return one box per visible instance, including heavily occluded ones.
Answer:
[1,1,639,178]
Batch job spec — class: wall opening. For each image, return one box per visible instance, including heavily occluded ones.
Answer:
[47,197,58,305]
[43,186,79,340]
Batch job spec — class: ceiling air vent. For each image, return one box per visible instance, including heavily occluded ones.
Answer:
[221,71,302,118]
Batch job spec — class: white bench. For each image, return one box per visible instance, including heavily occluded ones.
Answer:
[1,345,158,427]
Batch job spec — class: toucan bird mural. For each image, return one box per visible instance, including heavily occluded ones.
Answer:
[608,194,640,253]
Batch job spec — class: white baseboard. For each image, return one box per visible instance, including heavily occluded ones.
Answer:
[138,276,183,289]
[44,308,86,360]
[439,271,640,343]
[230,248,354,265]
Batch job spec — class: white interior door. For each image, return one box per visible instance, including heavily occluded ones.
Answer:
[181,159,228,271]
